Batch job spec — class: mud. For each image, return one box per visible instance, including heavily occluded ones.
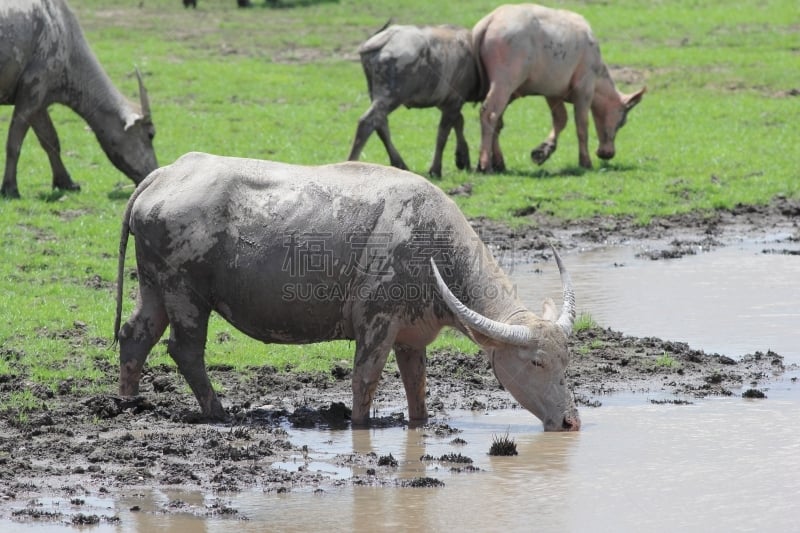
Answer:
[1,198,798,525]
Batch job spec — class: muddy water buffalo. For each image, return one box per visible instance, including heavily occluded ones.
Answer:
[472,4,645,172]
[0,0,157,198]
[114,152,580,431]
[348,24,482,178]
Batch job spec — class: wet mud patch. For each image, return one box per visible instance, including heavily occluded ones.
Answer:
[477,196,800,255]
[1,323,789,527]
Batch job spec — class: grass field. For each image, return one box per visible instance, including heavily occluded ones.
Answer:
[0,0,797,407]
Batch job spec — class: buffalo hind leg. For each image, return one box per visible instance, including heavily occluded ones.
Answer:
[167,307,227,421]
[478,82,512,173]
[375,119,408,170]
[429,105,469,178]
[429,108,453,178]
[531,98,568,166]
[394,344,428,422]
[351,331,396,426]
[29,110,80,191]
[1,107,33,198]
[349,100,407,170]
[348,102,381,162]
[118,284,168,397]
[490,114,506,172]
[453,111,470,171]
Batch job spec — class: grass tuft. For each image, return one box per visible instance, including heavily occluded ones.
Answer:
[488,431,518,456]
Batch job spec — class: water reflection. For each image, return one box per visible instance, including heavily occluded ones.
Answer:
[234,398,800,532]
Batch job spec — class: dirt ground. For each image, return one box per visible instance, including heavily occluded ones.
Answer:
[1,198,797,525]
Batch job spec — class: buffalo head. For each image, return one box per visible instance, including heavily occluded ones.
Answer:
[431,248,580,431]
[594,87,646,163]
[96,69,157,184]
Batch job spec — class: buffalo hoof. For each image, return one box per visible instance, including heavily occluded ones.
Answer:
[531,143,556,165]
[455,148,470,171]
[200,408,229,423]
[428,168,442,179]
[0,187,20,199]
[477,160,506,173]
[55,181,81,192]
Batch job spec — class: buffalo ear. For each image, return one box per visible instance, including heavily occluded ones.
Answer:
[624,87,646,111]
[541,297,557,322]
[124,113,143,131]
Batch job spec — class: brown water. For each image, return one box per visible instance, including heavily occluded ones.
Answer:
[515,234,800,363]
[5,238,799,532]
[7,392,799,532]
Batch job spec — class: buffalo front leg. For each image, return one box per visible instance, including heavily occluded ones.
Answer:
[118,285,169,397]
[29,110,80,191]
[531,98,568,166]
[394,344,428,422]
[573,97,594,169]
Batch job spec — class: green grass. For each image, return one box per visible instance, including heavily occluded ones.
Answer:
[655,353,679,369]
[574,313,600,333]
[0,0,797,402]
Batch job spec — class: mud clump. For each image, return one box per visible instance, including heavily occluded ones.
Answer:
[401,477,445,488]
[378,454,398,467]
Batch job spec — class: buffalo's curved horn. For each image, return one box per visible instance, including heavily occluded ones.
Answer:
[135,67,151,120]
[430,258,535,346]
[550,244,576,336]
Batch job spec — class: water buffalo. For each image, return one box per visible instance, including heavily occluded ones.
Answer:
[0,0,157,198]
[348,24,482,178]
[472,4,645,172]
[114,152,580,431]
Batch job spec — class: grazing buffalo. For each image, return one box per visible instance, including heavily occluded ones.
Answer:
[348,24,482,178]
[0,0,157,198]
[114,152,580,431]
[472,4,645,172]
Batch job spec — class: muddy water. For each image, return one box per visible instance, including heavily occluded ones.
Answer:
[6,238,799,532]
[8,392,799,532]
[514,234,800,363]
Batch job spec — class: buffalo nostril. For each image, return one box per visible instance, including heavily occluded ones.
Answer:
[563,416,581,431]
